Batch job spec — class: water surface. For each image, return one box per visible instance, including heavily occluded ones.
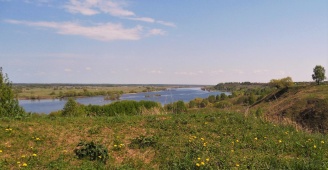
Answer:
[19,87,228,114]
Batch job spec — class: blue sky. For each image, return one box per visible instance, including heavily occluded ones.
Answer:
[0,0,327,84]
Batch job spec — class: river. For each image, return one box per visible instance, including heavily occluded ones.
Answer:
[19,87,228,114]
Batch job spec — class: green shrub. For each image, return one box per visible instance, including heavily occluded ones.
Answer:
[74,141,109,164]
[215,101,232,109]
[62,98,84,116]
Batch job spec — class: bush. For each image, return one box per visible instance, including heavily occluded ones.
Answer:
[74,141,109,164]
[215,101,232,109]
[164,100,187,114]
[0,67,25,117]
[62,98,84,116]
[269,77,294,89]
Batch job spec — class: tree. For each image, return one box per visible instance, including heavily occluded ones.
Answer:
[0,67,25,117]
[312,65,326,85]
[269,77,294,89]
[62,98,84,116]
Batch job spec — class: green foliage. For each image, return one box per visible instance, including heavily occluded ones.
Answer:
[0,67,25,117]
[269,77,294,89]
[129,135,158,149]
[220,93,227,100]
[74,141,109,164]
[312,65,326,85]
[215,101,233,109]
[62,98,84,116]
[164,100,187,113]
[208,95,216,103]
[84,100,160,116]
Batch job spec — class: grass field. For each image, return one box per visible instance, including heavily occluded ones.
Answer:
[1,108,327,169]
[13,85,169,100]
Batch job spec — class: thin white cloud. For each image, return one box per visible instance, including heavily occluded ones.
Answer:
[127,17,155,23]
[64,68,72,72]
[64,0,176,27]
[64,0,134,17]
[148,29,166,36]
[156,20,176,27]
[85,67,92,71]
[5,19,143,41]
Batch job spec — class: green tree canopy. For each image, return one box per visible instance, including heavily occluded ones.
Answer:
[269,77,294,89]
[0,67,25,117]
[312,65,326,85]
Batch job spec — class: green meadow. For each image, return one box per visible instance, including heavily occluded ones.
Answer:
[0,108,327,169]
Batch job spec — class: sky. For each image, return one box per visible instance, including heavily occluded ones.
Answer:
[0,0,327,85]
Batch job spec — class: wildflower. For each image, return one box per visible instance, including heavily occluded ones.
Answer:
[0,150,2,153]
[236,163,240,167]
[231,149,234,152]
[206,158,210,162]
[201,138,204,141]
[36,138,40,141]
[203,142,207,147]
[201,162,205,165]
[196,163,200,167]
[236,140,239,143]
[32,153,37,157]
[314,145,317,149]
[98,156,102,158]
[114,145,117,147]
[285,131,288,135]
[22,163,27,167]
[17,162,20,164]
[264,136,267,139]
[254,137,258,140]
[321,141,325,144]
[21,155,26,158]
[63,150,67,153]
[197,157,201,160]
[204,122,208,125]
[279,140,282,143]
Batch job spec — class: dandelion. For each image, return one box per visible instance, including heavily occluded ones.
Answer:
[201,162,205,165]
[314,145,317,149]
[236,140,239,143]
[0,150,2,153]
[22,163,27,167]
[197,157,201,160]
[17,162,20,164]
[98,156,102,158]
[196,163,200,167]
[32,153,37,157]
[236,163,240,167]
[264,136,267,139]
[201,138,205,141]
[254,137,258,140]
[206,158,210,162]
[36,138,40,141]
[279,140,282,143]
[21,155,26,158]
[114,145,117,147]
[321,141,325,144]
[203,142,207,147]
[231,149,234,152]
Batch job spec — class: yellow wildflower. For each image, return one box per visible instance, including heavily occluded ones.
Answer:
[197,157,201,160]
[206,158,210,162]
[32,153,37,157]
[22,163,27,167]
[21,155,26,158]
[17,162,20,164]
[36,138,40,141]
[201,162,205,165]
[203,142,207,147]
[201,138,204,141]
[254,137,258,140]
[0,150,2,153]
[196,163,200,167]
[314,145,317,149]
[236,140,239,143]
[236,163,240,167]
[279,140,282,143]
[98,156,102,158]
[321,141,325,144]
[114,145,117,147]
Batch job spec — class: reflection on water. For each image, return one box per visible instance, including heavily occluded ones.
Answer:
[19,87,229,114]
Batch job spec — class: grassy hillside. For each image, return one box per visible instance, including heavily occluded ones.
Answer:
[251,85,328,133]
[1,109,327,169]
